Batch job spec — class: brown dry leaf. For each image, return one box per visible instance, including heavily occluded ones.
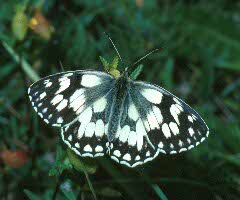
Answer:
[29,11,54,40]
[136,0,144,8]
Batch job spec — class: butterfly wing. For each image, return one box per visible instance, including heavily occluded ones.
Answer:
[28,70,116,157]
[109,80,209,167]
[28,70,114,126]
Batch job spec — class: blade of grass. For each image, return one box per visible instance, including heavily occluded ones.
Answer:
[81,163,98,200]
[24,189,42,200]
[130,64,143,80]
[1,41,40,82]
[99,158,150,199]
[137,170,168,200]
[152,184,168,200]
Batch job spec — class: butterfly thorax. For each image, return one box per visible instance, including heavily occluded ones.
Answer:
[107,75,131,142]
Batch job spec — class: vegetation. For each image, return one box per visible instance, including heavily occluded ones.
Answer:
[0,1,240,199]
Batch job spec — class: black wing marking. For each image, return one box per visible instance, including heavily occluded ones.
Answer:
[109,80,209,168]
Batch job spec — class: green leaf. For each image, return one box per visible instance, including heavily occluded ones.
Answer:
[130,64,143,80]
[12,11,28,41]
[67,148,97,174]
[1,41,40,82]
[99,56,109,71]
[152,184,168,200]
[67,148,98,200]
[111,57,119,69]
[138,170,168,200]
[99,56,120,76]
[24,189,42,200]
[49,144,72,176]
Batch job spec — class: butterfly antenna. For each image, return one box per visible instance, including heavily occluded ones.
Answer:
[104,32,124,66]
[131,48,164,68]
[59,60,65,72]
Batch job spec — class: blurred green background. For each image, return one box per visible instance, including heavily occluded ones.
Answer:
[0,0,240,200]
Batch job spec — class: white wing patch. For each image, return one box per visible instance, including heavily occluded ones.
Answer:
[170,104,180,125]
[136,120,146,151]
[39,92,47,100]
[56,99,68,111]
[95,120,105,137]
[69,88,85,102]
[81,74,102,87]
[55,77,70,94]
[69,90,85,112]
[51,94,63,105]
[152,105,163,124]
[141,88,163,104]
[128,131,137,146]
[93,97,107,113]
[119,125,130,143]
[162,123,171,138]
[169,122,179,135]
[128,103,139,121]
[147,110,160,130]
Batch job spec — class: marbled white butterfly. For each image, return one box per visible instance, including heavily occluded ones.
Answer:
[28,37,209,168]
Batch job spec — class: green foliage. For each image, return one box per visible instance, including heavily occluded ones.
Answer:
[100,56,121,76]
[0,1,240,200]
[67,148,97,175]
[24,189,42,200]
[130,64,143,80]
[49,144,72,177]
[99,56,109,71]
[24,189,55,200]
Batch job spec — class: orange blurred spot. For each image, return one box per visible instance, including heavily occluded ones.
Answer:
[0,150,29,168]
[136,0,144,8]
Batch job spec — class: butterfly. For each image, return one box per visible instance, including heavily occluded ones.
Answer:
[28,36,209,168]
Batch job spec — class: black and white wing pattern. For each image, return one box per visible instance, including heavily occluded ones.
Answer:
[28,70,116,157]
[28,70,209,168]
[108,80,209,168]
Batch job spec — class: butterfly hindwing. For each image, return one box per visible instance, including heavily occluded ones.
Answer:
[61,106,109,157]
